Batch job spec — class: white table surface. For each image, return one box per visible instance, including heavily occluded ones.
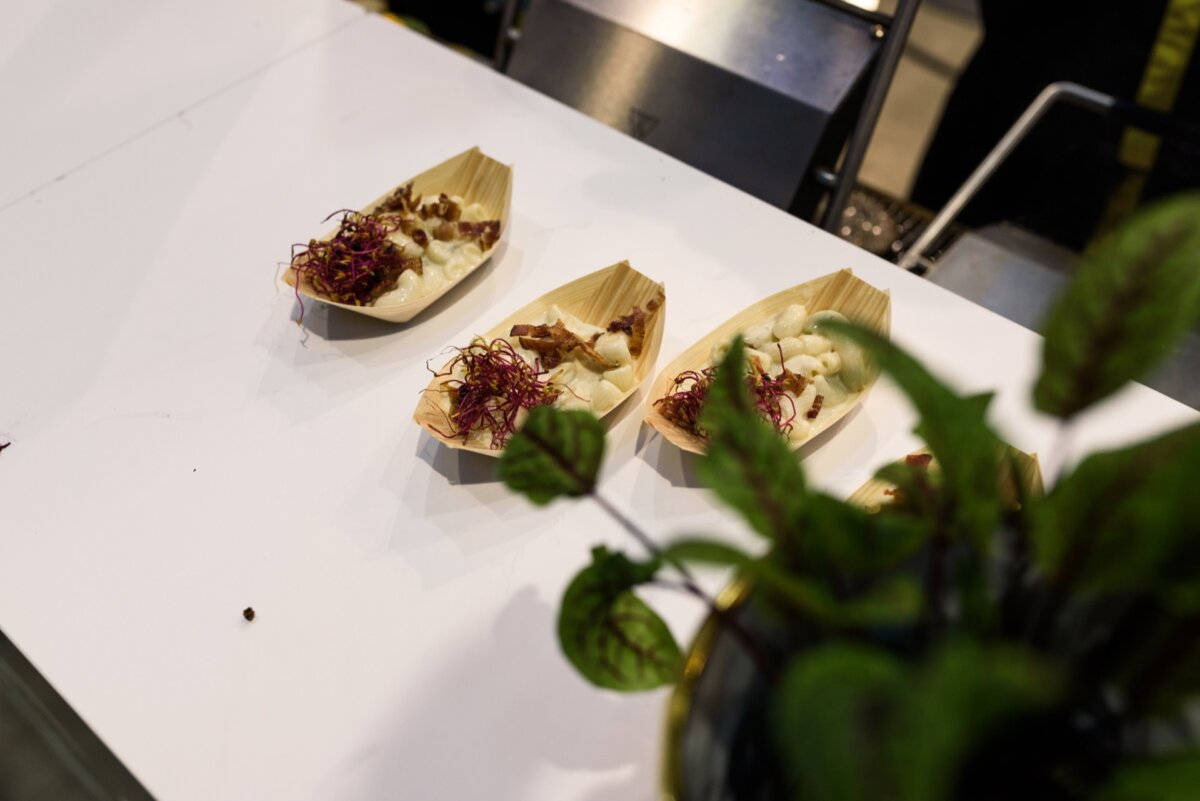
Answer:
[0,0,364,210]
[1,11,1196,801]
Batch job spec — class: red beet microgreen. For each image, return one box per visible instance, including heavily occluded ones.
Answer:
[432,338,562,449]
[290,209,418,317]
[655,364,800,440]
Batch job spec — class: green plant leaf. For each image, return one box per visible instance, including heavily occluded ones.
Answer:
[662,537,841,622]
[825,323,1002,545]
[889,642,1061,801]
[499,406,605,505]
[773,642,1060,801]
[662,537,920,628]
[773,644,905,801]
[1096,754,1200,801]
[801,493,928,576]
[1030,422,1200,594]
[1035,193,1200,418]
[557,546,680,691]
[697,336,810,542]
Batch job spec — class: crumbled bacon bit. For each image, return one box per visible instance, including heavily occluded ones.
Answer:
[511,321,618,370]
[377,182,420,214]
[458,220,501,250]
[604,293,663,357]
[780,367,809,396]
[412,229,429,248]
[435,221,457,241]
[906,453,934,468]
[806,394,824,419]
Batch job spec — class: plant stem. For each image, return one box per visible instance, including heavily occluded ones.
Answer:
[591,491,779,682]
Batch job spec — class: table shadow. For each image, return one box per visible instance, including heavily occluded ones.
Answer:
[416,432,500,486]
[339,587,662,801]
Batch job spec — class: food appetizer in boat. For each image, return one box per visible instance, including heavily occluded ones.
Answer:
[282,147,511,324]
[654,304,870,445]
[429,299,663,450]
[643,269,890,455]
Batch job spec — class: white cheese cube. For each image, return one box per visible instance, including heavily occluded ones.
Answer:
[776,337,808,360]
[594,332,633,366]
[744,322,774,350]
[784,354,823,377]
[590,379,624,414]
[802,309,849,335]
[818,350,842,374]
[390,269,421,303]
[746,348,773,374]
[422,264,448,293]
[445,253,471,281]
[458,242,483,263]
[603,364,635,392]
[813,374,848,406]
[792,382,818,419]
[799,334,833,355]
[786,418,812,444]
[772,304,809,340]
[426,240,452,265]
[460,202,487,223]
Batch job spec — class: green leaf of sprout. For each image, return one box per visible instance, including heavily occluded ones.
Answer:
[824,322,1003,545]
[1034,193,1200,419]
[1093,754,1200,801]
[1030,421,1200,594]
[696,335,809,542]
[499,406,605,505]
[556,546,680,692]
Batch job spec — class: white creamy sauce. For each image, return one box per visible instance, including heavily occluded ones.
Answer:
[712,305,868,444]
[375,195,491,305]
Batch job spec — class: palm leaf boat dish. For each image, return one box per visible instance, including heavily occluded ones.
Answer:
[644,269,891,455]
[283,147,512,323]
[414,261,666,457]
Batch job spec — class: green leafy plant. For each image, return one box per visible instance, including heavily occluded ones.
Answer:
[499,193,1200,800]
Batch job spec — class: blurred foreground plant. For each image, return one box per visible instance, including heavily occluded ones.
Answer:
[498,194,1200,801]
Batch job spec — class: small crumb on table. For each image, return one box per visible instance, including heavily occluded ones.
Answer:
[243,607,256,622]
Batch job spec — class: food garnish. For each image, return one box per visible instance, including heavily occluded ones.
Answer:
[431,338,562,449]
[655,303,866,444]
[290,210,422,314]
[653,361,814,439]
[429,298,662,449]
[289,183,501,318]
